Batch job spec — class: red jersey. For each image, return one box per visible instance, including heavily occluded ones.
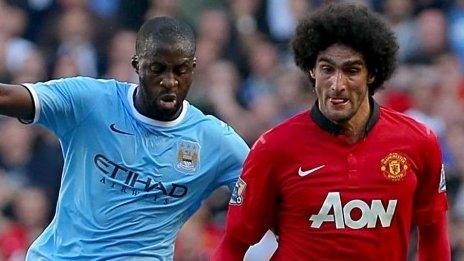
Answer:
[225,99,448,260]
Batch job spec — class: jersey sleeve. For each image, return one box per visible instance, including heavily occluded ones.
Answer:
[413,129,448,226]
[212,122,250,190]
[183,120,249,219]
[224,136,279,245]
[22,77,110,137]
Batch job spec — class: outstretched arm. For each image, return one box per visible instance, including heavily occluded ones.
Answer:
[417,211,450,261]
[0,84,34,120]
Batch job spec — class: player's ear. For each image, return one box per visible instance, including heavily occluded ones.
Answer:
[192,57,197,68]
[309,69,315,79]
[368,74,375,84]
[131,55,139,74]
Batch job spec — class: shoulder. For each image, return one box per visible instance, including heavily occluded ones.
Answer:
[204,114,241,139]
[42,76,130,91]
[185,103,232,134]
[187,103,248,143]
[252,110,310,151]
[258,111,310,143]
[379,106,438,143]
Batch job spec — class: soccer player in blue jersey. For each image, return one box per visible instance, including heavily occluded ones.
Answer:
[0,17,249,260]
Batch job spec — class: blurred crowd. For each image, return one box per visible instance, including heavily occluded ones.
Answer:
[0,0,463,260]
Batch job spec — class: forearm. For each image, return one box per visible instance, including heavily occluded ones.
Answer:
[417,212,450,261]
[212,234,250,261]
[0,84,34,119]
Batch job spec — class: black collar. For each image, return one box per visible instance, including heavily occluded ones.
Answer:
[310,97,380,136]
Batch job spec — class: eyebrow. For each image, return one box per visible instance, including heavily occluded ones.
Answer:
[317,57,365,67]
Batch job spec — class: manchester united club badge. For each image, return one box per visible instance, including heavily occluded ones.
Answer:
[380,152,409,182]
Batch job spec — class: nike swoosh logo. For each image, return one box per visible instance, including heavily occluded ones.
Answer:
[110,124,134,135]
[298,165,325,177]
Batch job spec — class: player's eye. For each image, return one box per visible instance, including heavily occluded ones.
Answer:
[345,67,360,75]
[320,65,333,74]
[149,64,164,74]
[175,65,189,75]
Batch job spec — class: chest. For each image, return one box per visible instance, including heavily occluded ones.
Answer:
[76,113,216,192]
[275,133,421,218]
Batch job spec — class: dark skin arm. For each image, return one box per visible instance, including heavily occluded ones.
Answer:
[0,84,34,120]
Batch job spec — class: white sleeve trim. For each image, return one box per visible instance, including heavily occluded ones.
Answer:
[20,83,40,124]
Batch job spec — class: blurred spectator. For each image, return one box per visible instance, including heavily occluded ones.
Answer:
[0,118,35,186]
[103,29,138,82]
[186,37,222,116]
[12,187,50,244]
[106,30,136,66]
[197,9,231,54]
[0,118,62,209]
[444,121,464,260]
[89,0,121,19]
[382,0,418,63]
[117,0,149,30]
[449,0,464,72]
[0,186,50,261]
[0,4,28,39]
[51,53,80,78]
[404,66,446,137]
[35,0,114,76]
[405,8,449,64]
[0,4,41,83]
[239,37,279,108]
[432,53,464,125]
[207,60,262,143]
[196,8,248,76]
[9,46,47,84]
[145,0,180,19]
[450,215,464,260]
[188,7,249,114]
[265,0,311,44]
[0,36,11,83]
[55,9,98,77]
[273,65,313,123]
[228,0,261,37]
[412,0,454,13]
[446,122,464,212]
[4,0,55,42]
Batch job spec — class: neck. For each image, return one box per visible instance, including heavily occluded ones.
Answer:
[338,97,371,143]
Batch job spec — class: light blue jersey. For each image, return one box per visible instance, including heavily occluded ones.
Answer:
[22,77,249,260]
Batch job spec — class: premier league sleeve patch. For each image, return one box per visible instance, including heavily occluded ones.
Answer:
[229,177,246,205]
[175,140,200,173]
[439,164,447,193]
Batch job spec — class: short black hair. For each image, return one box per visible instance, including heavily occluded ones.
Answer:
[291,4,398,94]
[136,17,196,58]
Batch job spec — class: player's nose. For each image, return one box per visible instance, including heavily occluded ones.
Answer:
[331,71,347,92]
[160,72,178,88]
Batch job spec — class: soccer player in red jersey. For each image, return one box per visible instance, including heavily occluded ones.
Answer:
[213,3,450,261]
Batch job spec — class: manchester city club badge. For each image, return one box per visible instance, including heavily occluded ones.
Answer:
[175,140,200,173]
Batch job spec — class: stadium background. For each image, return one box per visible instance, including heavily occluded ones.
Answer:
[0,0,463,260]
